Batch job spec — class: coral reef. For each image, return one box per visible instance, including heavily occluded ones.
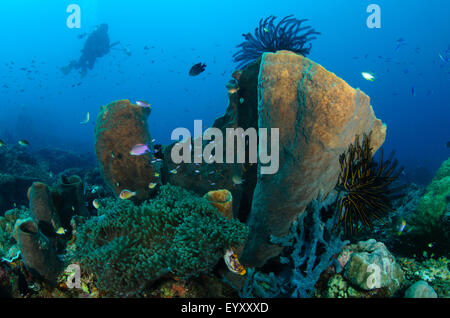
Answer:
[334,133,404,235]
[72,184,248,296]
[325,274,366,298]
[398,256,449,298]
[241,50,386,267]
[233,15,320,69]
[406,157,450,252]
[0,207,29,259]
[270,193,349,297]
[0,146,96,215]
[0,174,91,290]
[95,99,159,201]
[234,267,284,298]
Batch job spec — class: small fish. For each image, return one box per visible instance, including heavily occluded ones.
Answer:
[195,170,200,174]
[224,248,246,276]
[0,139,5,147]
[91,185,100,194]
[18,139,29,147]
[232,175,245,185]
[169,169,178,174]
[228,87,239,94]
[397,219,406,235]
[189,62,206,76]
[395,39,406,52]
[130,143,150,156]
[92,199,101,209]
[411,86,415,96]
[263,27,269,33]
[80,112,90,124]
[446,141,450,148]
[119,189,137,200]
[438,53,448,63]
[226,80,239,94]
[56,227,67,235]
[428,243,434,248]
[136,100,151,108]
[154,172,160,177]
[239,97,245,104]
[148,182,157,189]
[361,72,376,81]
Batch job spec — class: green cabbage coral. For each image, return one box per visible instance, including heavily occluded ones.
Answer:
[73,184,248,296]
[409,157,449,244]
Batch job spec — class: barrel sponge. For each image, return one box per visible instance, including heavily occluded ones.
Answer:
[203,189,233,220]
[73,184,248,296]
[28,181,61,235]
[94,99,157,201]
[17,219,62,284]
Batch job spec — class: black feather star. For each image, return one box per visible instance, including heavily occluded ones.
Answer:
[233,15,320,69]
[334,133,405,235]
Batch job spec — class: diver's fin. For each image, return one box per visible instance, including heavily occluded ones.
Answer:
[110,41,120,48]
[60,60,77,75]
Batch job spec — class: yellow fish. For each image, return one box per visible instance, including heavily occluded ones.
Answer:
[224,248,246,275]
[228,88,238,94]
[148,182,157,189]
[56,227,67,235]
[232,175,245,185]
[154,172,160,177]
[119,189,137,200]
[92,199,101,209]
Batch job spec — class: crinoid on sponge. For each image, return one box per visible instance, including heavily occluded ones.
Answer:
[334,133,404,235]
[233,15,320,69]
[72,184,248,296]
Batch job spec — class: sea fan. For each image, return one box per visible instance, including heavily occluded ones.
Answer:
[233,15,320,69]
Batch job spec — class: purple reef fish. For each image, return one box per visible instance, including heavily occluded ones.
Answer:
[130,143,150,156]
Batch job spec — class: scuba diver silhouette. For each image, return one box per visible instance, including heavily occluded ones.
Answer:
[61,24,120,77]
